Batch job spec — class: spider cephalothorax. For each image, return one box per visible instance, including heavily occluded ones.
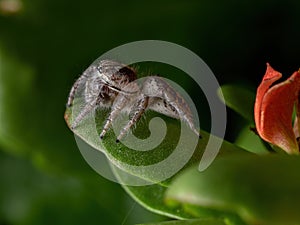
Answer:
[67,60,200,142]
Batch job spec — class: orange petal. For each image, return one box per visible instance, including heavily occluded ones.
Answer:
[294,117,299,139]
[258,68,300,154]
[294,80,300,138]
[254,63,282,132]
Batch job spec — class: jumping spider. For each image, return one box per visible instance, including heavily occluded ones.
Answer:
[67,60,200,142]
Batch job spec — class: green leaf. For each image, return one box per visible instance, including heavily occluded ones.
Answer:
[219,85,255,121]
[234,125,269,154]
[166,154,300,225]
[65,100,250,219]
[137,218,227,225]
[111,164,194,220]
[219,85,274,154]
[65,100,249,183]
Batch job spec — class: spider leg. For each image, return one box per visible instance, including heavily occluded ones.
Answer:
[99,94,130,139]
[71,99,97,129]
[148,98,179,119]
[116,95,149,142]
[162,99,201,138]
[142,76,201,138]
[67,73,88,107]
[149,98,201,138]
[169,102,201,138]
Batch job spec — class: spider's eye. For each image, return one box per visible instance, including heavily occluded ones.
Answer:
[96,66,103,73]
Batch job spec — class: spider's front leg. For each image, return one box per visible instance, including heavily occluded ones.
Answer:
[99,94,130,139]
[100,82,140,140]
[71,96,99,129]
[71,83,111,129]
[67,73,88,107]
[116,95,149,142]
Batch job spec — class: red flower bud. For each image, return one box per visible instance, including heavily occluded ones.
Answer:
[254,63,300,154]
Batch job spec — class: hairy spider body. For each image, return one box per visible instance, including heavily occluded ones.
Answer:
[67,60,200,142]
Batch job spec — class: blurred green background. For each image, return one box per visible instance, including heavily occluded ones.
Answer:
[0,0,299,224]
